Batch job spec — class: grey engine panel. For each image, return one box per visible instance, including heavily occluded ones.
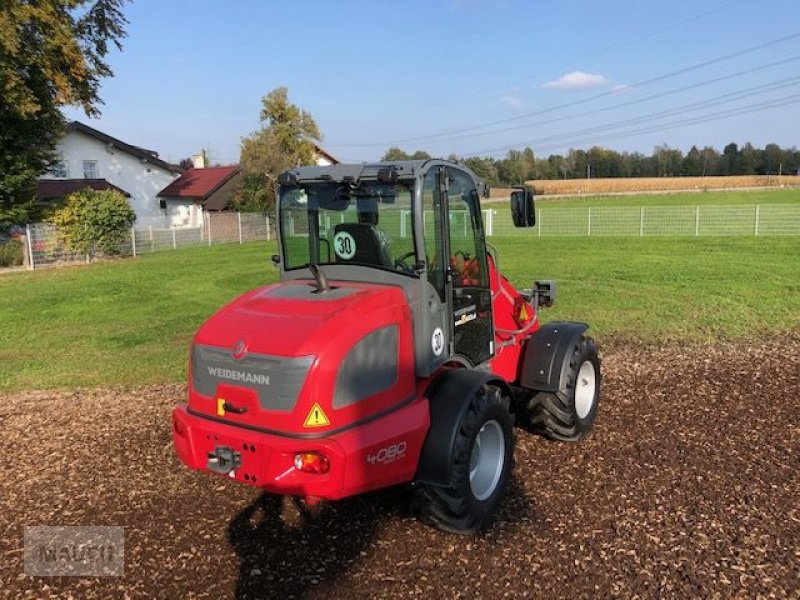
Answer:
[192,345,313,412]
[333,325,399,409]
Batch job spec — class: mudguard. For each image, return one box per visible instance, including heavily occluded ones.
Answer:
[415,369,511,487]
[518,321,589,392]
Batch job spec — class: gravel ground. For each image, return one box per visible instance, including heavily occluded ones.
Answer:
[1,339,798,599]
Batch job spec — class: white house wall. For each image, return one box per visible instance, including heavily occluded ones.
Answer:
[40,130,184,228]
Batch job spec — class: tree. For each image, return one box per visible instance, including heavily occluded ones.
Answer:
[721,142,740,176]
[464,157,499,184]
[48,188,135,256]
[0,0,128,226]
[380,147,432,161]
[682,146,703,177]
[653,144,683,177]
[236,87,321,215]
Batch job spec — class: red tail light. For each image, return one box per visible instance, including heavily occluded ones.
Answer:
[294,452,330,474]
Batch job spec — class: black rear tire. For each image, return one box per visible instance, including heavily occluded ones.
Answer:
[415,384,514,535]
[523,335,600,442]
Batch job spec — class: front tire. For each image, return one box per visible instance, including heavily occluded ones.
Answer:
[415,384,514,534]
[524,335,600,441]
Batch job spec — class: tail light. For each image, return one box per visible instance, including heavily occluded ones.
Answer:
[294,452,330,474]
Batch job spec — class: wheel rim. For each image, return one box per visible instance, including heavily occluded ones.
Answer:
[575,360,597,420]
[469,420,505,501]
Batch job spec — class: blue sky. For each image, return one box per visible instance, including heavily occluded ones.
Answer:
[65,0,800,165]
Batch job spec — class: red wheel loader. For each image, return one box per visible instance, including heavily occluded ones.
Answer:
[172,160,600,534]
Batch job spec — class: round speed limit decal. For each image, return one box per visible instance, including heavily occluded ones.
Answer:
[333,231,356,260]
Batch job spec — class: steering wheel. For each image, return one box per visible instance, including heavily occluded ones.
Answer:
[394,251,417,274]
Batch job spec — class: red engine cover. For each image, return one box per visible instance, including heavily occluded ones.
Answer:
[188,280,417,436]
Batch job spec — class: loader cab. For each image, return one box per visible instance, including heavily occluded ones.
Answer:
[277,160,493,376]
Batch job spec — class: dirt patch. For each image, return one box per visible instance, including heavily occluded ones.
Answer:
[1,339,798,598]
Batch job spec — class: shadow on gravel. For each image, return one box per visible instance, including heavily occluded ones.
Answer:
[228,473,535,599]
[228,488,407,600]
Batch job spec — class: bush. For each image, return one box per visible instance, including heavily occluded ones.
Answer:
[0,240,23,267]
[48,189,136,256]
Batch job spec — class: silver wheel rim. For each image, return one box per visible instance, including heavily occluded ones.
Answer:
[575,360,597,420]
[469,420,505,501]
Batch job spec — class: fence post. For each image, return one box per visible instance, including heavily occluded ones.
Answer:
[207,214,212,246]
[266,215,271,241]
[172,228,177,250]
[537,208,542,237]
[149,225,154,252]
[639,207,644,236]
[587,207,592,236]
[754,204,760,236]
[131,227,136,257]
[25,224,35,270]
[238,212,243,244]
[695,206,700,236]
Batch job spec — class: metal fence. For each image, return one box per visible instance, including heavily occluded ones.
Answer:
[19,204,800,269]
[487,204,800,237]
[25,212,273,269]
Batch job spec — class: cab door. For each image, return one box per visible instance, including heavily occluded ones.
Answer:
[443,167,494,366]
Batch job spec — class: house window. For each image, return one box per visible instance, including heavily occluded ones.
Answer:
[50,160,68,178]
[83,160,98,179]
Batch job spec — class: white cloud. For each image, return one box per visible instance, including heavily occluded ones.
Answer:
[611,84,632,94]
[499,92,525,110]
[542,71,610,90]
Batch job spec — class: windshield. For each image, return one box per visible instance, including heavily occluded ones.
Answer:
[279,180,417,276]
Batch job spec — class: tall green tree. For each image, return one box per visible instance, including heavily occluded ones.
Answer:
[380,147,431,161]
[236,87,321,215]
[0,0,128,226]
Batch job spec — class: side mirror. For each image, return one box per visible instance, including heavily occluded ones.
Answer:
[510,188,535,227]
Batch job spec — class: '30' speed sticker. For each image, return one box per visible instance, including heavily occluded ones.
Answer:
[333,231,356,260]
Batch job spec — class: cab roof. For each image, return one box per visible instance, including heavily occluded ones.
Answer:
[283,160,429,183]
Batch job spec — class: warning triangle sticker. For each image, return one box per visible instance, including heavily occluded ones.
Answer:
[303,403,331,428]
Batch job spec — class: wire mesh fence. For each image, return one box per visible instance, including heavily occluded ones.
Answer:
[488,204,800,237]
[19,204,800,270]
[25,212,273,269]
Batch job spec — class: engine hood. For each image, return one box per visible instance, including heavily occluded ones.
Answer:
[188,278,416,436]
[194,280,407,357]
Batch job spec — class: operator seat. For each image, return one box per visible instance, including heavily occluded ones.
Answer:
[333,222,393,269]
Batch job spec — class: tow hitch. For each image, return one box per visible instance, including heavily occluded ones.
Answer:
[207,446,241,476]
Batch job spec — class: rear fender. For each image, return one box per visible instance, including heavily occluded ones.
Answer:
[518,321,588,392]
[415,369,511,487]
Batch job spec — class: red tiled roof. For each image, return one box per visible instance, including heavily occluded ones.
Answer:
[158,166,239,200]
[36,179,131,199]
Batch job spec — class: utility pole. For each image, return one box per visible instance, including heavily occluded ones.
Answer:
[587,164,591,180]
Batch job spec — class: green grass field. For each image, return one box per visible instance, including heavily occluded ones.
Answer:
[1,227,798,391]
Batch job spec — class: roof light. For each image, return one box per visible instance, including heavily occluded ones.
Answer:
[277,171,298,186]
[377,166,398,184]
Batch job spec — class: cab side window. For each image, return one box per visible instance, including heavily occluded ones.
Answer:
[422,169,446,301]
[447,169,488,289]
